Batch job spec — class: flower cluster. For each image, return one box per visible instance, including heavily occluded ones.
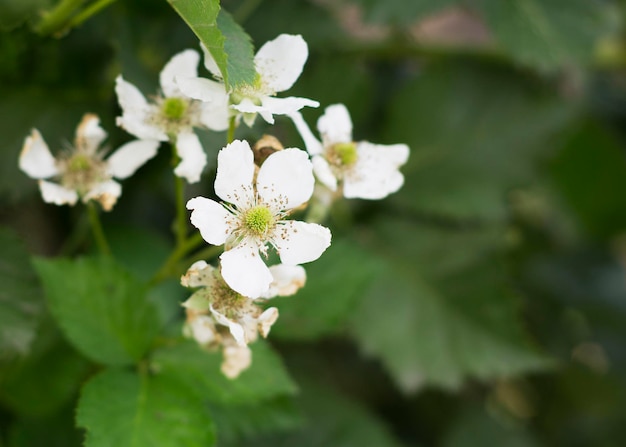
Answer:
[19,33,409,378]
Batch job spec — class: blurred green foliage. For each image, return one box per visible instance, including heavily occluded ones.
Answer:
[2,0,626,445]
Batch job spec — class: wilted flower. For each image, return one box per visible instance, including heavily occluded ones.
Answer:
[290,103,410,199]
[115,49,223,183]
[177,34,319,127]
[19,114,158,211]
[187,140,330,298]
[181,260,306,378]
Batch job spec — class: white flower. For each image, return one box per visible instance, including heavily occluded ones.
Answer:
[221,339,252,379]
[187,140,330,298]
[19,114,158,211]
[177,34,319,127]
[115,49,222,183]
[290,104,410,200]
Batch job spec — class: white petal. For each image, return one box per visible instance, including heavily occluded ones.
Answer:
[187,196,233,246]
[189,315,218,345]
[258,307,279,338]
[231,98,267,122]
[83,179,122,211]
[176,76,226,101]
[262,264,306,298]
[200,99,230,132]
[19,129,58,179]
[181,260,215,288]
[221,344,252,379]
[115,75,167,140]
[273,220,331,265]
[312,155,337,191]
[160,49,199,97]
[261,96,319,116]
[200,41,223,79]
[214,140,255,207]
[220,243,273,299]
[343,142,409,200]
[210,305,247,346]
[38,180,78,206]
[106,139,159,179]
[317,103,353,145]
[256,148,314,210]
[75,114,107,153]
[255,34,308,93]
[288,111,323,155]
[174,132,207,184]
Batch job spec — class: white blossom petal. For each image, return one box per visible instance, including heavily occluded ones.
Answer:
[289,111,323,155]
[273,220,331,265]
[160,49,199,97]
[83,179,122,211]
[200,99,230,132]
[258,307,279,338]
[210,305,247,346]
[311,155,337,191]
[344,142,409,200]
[256,148,314,210]
[317,103,353,145]
[76,114,108,153]
[38,180,78,206]
[260,96,319,117]
[106,139,159,179]
[115,75,167,140]
[176,76,226,102]
[189,315,218,345]
[181,260,214,288]
[221,343,252,379]
[255,34,309,93]
[214,140,255,207]
[19,129,58,179]
[220,242,273,299]
[262,264,306,298]
[200,42,223,79]
[187,197,233,246]
[174,132,207,183]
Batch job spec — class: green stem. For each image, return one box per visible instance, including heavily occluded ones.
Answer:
[149,233,205,286]
[66,0,118,29]
[180,245,223,268]
[171,144,188,247]
[35,0,85,36]
[87,201,111,256]
[227,116,236,144]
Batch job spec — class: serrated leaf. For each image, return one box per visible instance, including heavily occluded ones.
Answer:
[77,368,215,447]
[33,256,159,366]
[384,62,572,221]
[349,218,551,391]
[476,0,613,70]
[166,0,255,88]
[0,227,43,360]
[152,340,297,406]
[272,238,382,340]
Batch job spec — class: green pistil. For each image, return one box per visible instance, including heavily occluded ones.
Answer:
[68,154,92,172]
[162,97,188,121]
[244,205,274,236]
[332,142,358,166]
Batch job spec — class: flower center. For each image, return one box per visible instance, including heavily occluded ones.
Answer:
[62,152,107,194]
[329,142,358,166]
[161,97,188,122]
[243,205,274,236]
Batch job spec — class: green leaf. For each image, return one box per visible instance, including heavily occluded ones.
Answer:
[547,120,626,239]
[272,238,382,340]
[166,0,256,88]
[475,0,613,70]
[237,382,403,447]
[33,256,159,366]
[0,319,90,417]
[152,339,297,406]
[384,62,573,221]
[0,227,43,360]
[349,218,551,391]
[7,404,83,447]
[76,368,216,447]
